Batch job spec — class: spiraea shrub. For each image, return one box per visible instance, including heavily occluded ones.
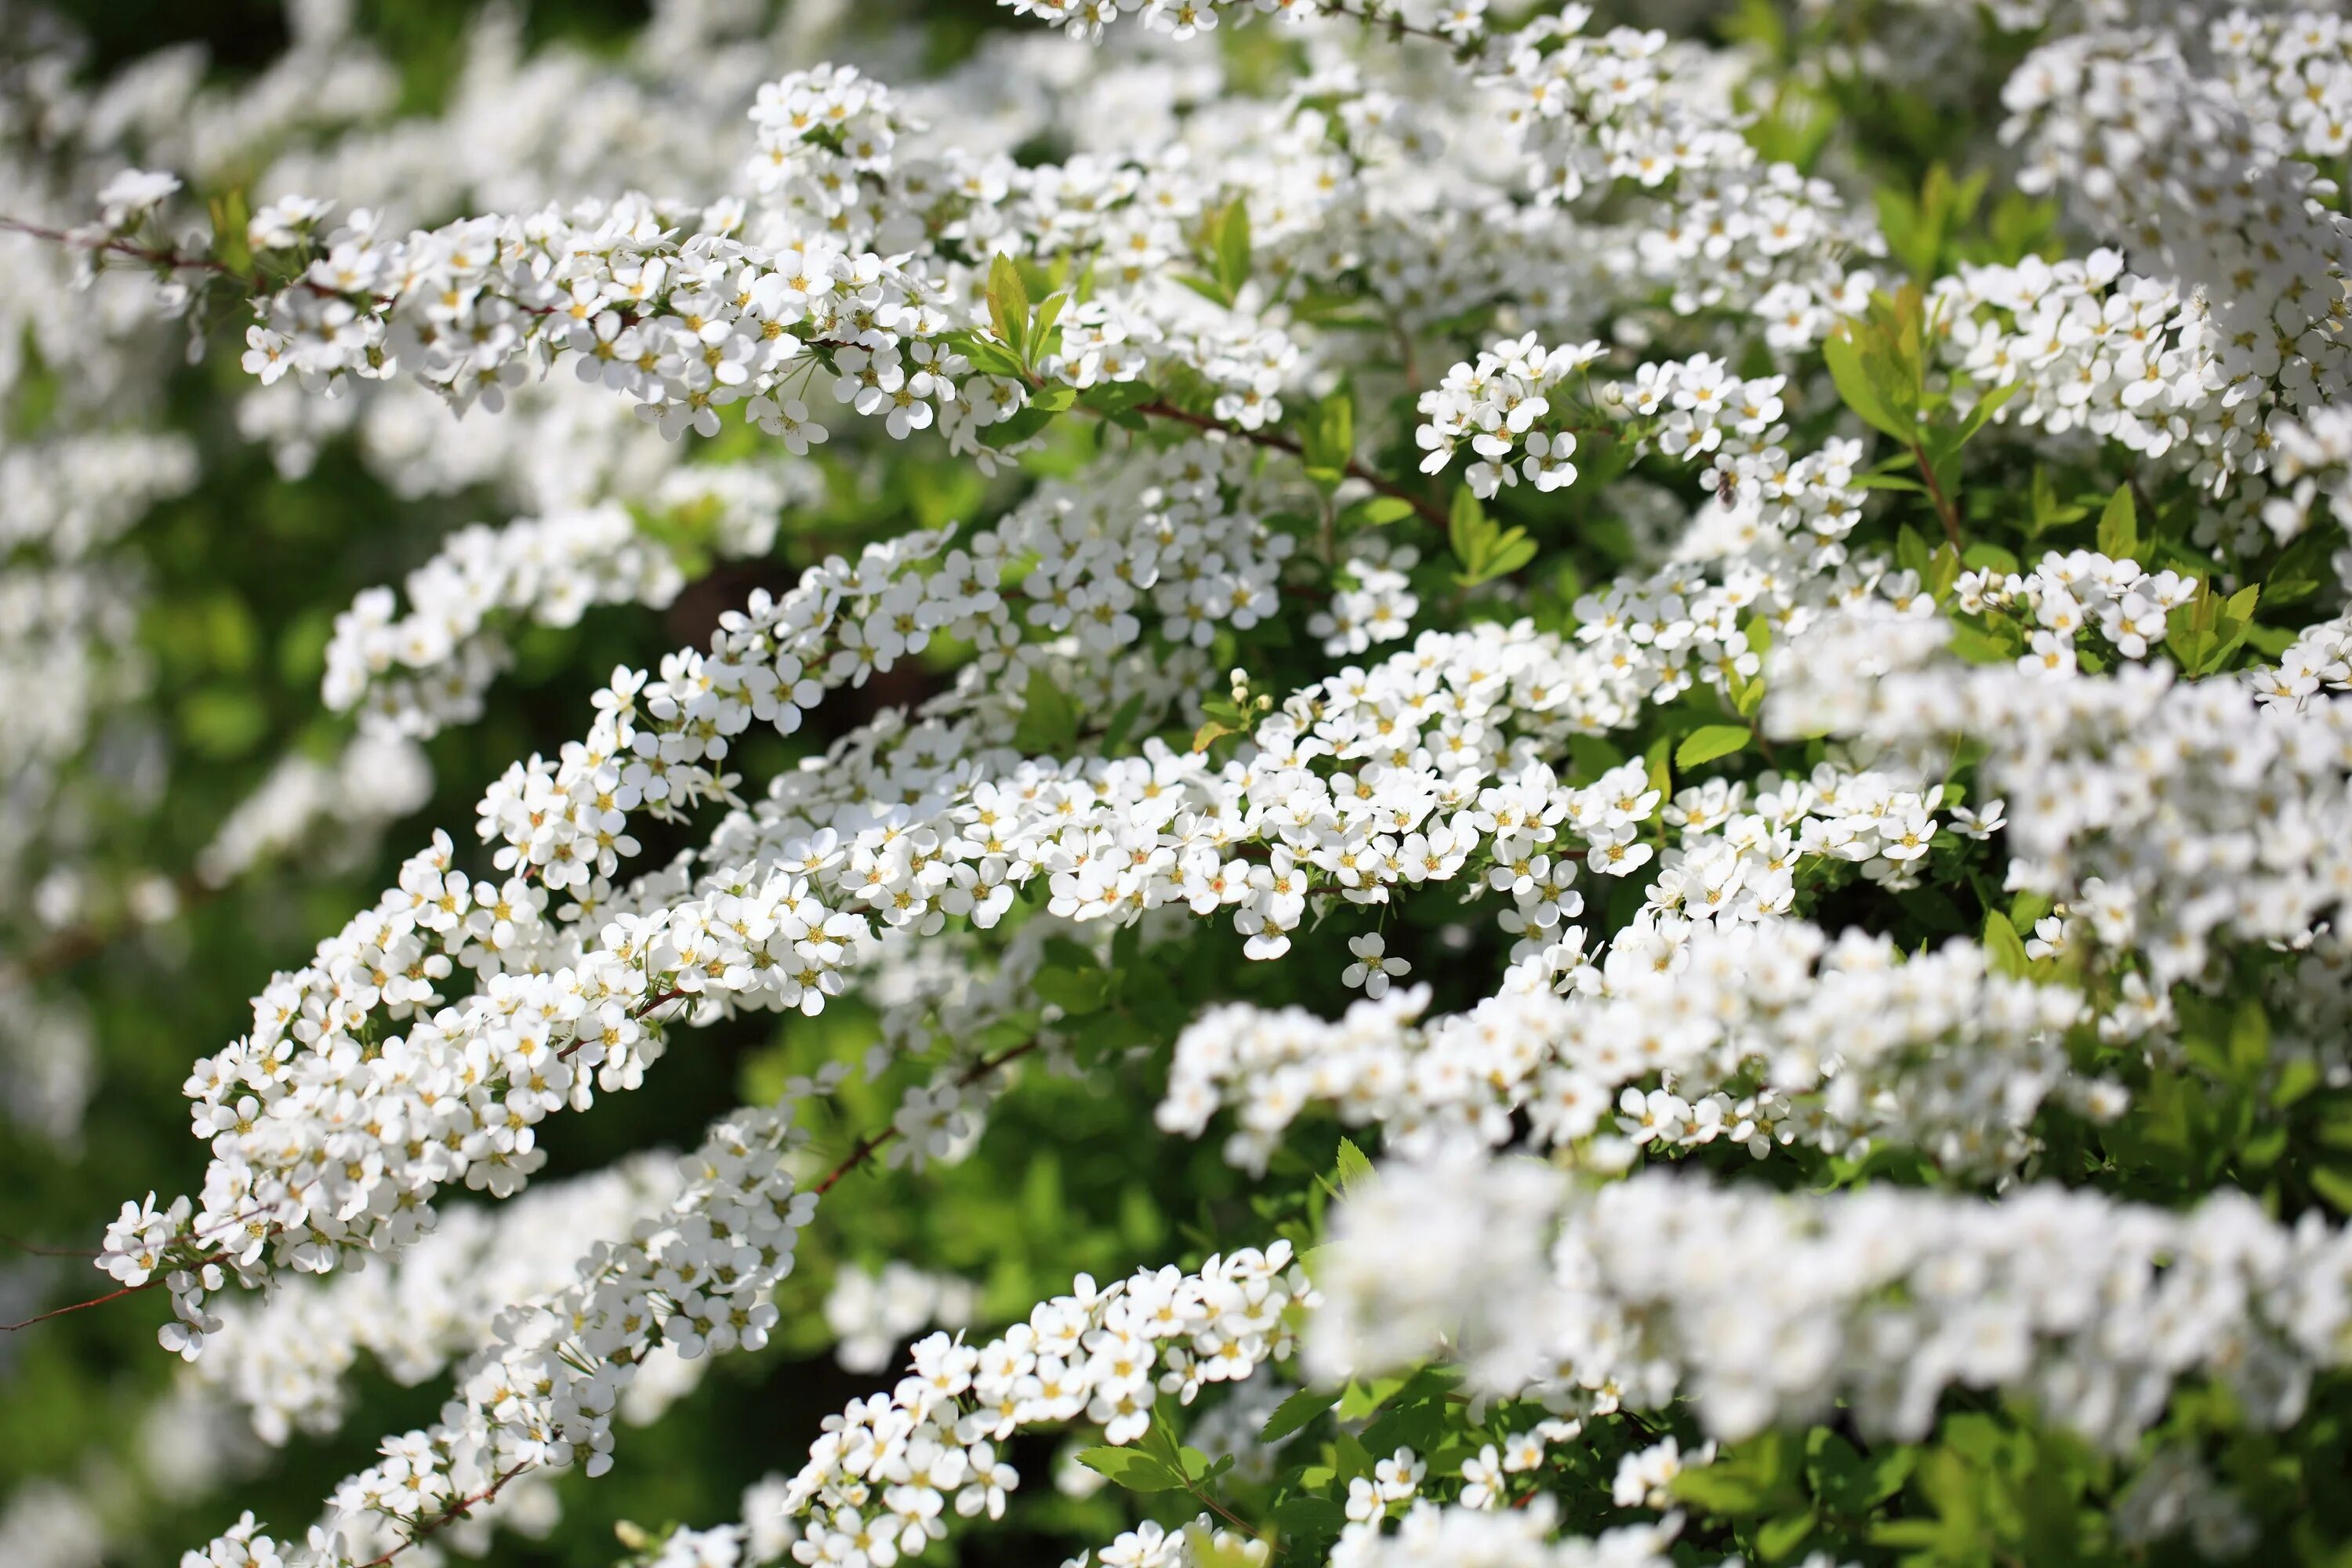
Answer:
[6,0,2352,1565]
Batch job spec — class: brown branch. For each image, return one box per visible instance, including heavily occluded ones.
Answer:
[1,871,214,993]
[811,1035,1043,1196]
[0,1231,99,1258]
[0,216,242,278]
[0,1279,156,1331]
[1911,439,1965,550]
[348,1463,535,1568]
[6,215,1454,535]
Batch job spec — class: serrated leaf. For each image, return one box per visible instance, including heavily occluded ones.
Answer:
[1261,1387,1343,1444]
[1076,1446,1185,1493]
[1191,717,1239,755]
[1675,724,1752,768]
[1333,1136,1374,1192]
[1947,621,2014,665]
[957,335,1027,379]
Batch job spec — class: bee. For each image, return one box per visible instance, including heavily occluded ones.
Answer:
[1711,466,1740,509]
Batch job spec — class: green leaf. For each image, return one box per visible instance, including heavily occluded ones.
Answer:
[1332,1136,1374,1193]
[2310,1163,2352,1214]
[1982,909,2031,979]
[2227,1000,2271,1080]
[1100,691,1148,753]
[2095,483,2138,561]
[1671,1430,1797,1518]
[1447,485,1486,572]
[1172,271,1230,307]
[955,332,1027,379]
[1895,524,1933,581]
[1260,1387,1343,1443]
[2008,890,2053,932]
[1947,620,2015,665]
[1675,724,1752,768]
[1823,332,1911,441]
[2264,526,2339,604]
[1339,495,1417,528]
[1029,383,1077,413]
[1756,1511,1819,1563]
[1076,1446,1185,1493]
[1033,963,1111,1016]
[1080,380,1159,418]
[1953,377,2022,445]
[1962,541,2020,575]
[1032,287,1068,355]
[985,253,1030,361]
[1806,1428,1914,1515]
[981,405,1058,449]
[1269,1497,1345,1557]
[1013,668,1079,755]
[1303,390,1355,492]
[1214,199,1253,299]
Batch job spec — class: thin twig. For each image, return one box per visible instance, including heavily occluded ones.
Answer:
[0,1279,153,1331]
[811,1036,1043,1196]
[1131,399,1446,527]
[1911,439,1965,550]
[0,1231,99,1258]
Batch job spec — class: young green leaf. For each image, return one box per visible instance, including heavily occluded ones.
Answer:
[985,252,1030,361]
[1214,199,1253,299]
[1675,724,1752,769]
[2096,483,2137,560]
[1076,1446,1186,1493]
[1260,1386,1343,1443]
[1981,909,2031,978]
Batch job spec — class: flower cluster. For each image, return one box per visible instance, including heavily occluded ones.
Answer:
[1163,914,2096,1176]
[325,466,809,740]
[191,1154,678,1446]
[1316,1152,2352,1448]
[781,1246,1312,1565]
[1766,610,2352,989]
[190,1098,815,1568]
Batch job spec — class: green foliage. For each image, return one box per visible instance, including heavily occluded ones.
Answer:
[1447,487,1537,587]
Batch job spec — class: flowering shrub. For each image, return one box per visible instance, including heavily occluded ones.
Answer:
[4,1,2352,1566]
